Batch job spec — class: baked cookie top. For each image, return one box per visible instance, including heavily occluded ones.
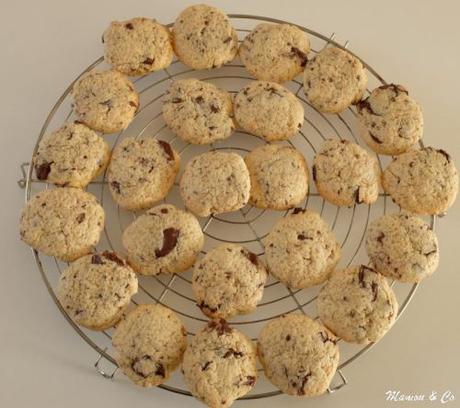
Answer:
[303,47,367,113]
[313,139,380,206]
[366,213,439,282]
[112,304,187,387]
[103,17,173,75]
[318,265,398,344]
[382,147,458,215]
[179,151,251,217]
[163,79,234,144]
[239,23,310,83]
[122,203,204,276]
[20,188,105,262]
[245,144,308,209]
[192,243,268,319]
[71,70,139,133]
[34,122,110,188]
[234,81,304,141]
[258,314,339,396]
[107,137,179,211]
[357,84,423,155]
[57,251,137,330]
[182,319,257,408]
[173,4,238,69]
[265,208,341,289]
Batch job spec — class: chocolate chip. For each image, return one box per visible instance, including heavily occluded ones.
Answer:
[297,234,311,240]
[171,97,183,103]
[155,363,165,378]
[142,57,155,65]
[369,132,383,144]
[125,23,134,30]
[202,361,212,371]
[131,355,152,379]
[99,99,112,109]
[102,251,125,266]
[111,181,121,194]
[437,149,451,163]
[290,47,308,67]
[356,99,379,115]
[207,319,232,336]
[195,95,204,104]
[160,208,168,214]
[223,348,244,358]
[35,162,52,180]
[292,207,305,215]
[354,188,362,204]
[379,83,408,95]
[358,267,366,288]
[129,101,137,108]
[286,334,291,341]
[158,140,174,161]
[377,232,385,244]
[312,165,317,182]
[210,104,220,113]
[76,213,85,224]
[298,371,312,396]
[198,301,218,313]
[371,281,379,302]
[223,36,232,44]
[319,331,337,345]
[243,376,256,386]
[241,249,258,266]
[155,228,179,258]
[91,254,105,265]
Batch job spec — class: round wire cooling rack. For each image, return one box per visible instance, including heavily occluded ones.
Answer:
[19,14,434,400]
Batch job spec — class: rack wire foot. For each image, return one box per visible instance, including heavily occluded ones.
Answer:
[94,351,118,380]
[327,369,348,393]
[18,162,29,189]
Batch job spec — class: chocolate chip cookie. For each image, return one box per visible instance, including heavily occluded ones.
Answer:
[163,79,234,144]
[318,265,398,344]
[107,137,179,211]
[182,319,257,408]
[239,23,310,83]
[57,251,137,330]
[112,304,187,387]
[234,81,304,141]
[258,314,339,396]
[122,204,204,275]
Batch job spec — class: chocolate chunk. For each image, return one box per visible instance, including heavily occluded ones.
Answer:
[290,47,308,67]
[437,149,451,163]
[356,99,379,115]
[91,254,105,265]
[312,165,317,182]
[171,97,183,103]
[195,95,204,104]
[198,301,218,313]
[76,213,85,224]
[319,331,337,345]
[286,334,291,341]
[298,371,312,396]
[358,267,365,288]
[129,101,137,108]
[160,208,168,214]
[102,251,125,266]
[292,207,305,215]
[142,57,155,65]
[243,376,256,386]
[155,363,165,378]
[207,319,232,335]
[297,234,311,240]
[125,23,134,30]
[371,281,379,302]
[131,355,151,379]
[223,36,232,44]
[379,83,408,95]
[155,227,179,258]
[223,348,244,358]
[210,104,220,113]
[158,140,174,161]
[369,132,383,144]
[266,86,283,97]
[111,181,121,194]
[202,361,212,371]
[377,232,385,244]
[35,162,51,180]
[354,188,362,204]
[241,249,258,266]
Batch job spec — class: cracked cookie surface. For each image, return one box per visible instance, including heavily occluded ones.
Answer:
[103,17,173,75]
[192,243,268,319]
[33,122,110,188]
[356,84,423,155]
[173,4,238,69]
[318,265,398,344]
[71,70,139,133]
[245,144,308,209]
[180,151,251,217]
[313,139,380,206]
[366,213,439,283]
[20,188,104,261]
[239,23,310,83]
[265,209,340,289]
[303,47,367,113]
[382,147,458,215]
[107,137,179,210]
[122,203,203,275]
[234,81,304,141]
[113,304,187,387]
[57,251,137,330]
[182,319,257,408]
[163,79,234,144]
[257,314,339,396]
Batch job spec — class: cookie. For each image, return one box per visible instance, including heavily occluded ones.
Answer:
[163,79,234,144]
[303,47,367,113]
[182,319,257,408]
[239,23,310,83]
[265,209,341,289]
[192,244,268,319]
[382,147,458,215]
[112,304,187,387]
[180,151,251,217]
[71,70,139,133]
[366,213,439,283]
[173,4,238,69]
[33,122,110,188]
[257,314,339,396]
[312,139,380,206]
[19,188,104,262]
[57,251,137,330]
[356,84,423,155]
[245,144,308,209]
[234,81,304,141]
[122,204,204,275]
[107,137,180,211]
[317,265,398,344]
[103,17,173,76]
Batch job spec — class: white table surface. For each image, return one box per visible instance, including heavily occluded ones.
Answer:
[1,0,459,407]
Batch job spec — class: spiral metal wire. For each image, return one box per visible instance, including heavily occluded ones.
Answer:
[20,14,432,399]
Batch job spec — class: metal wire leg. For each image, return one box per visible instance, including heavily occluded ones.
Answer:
[94,350,118,380]
[327,369,348,393]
